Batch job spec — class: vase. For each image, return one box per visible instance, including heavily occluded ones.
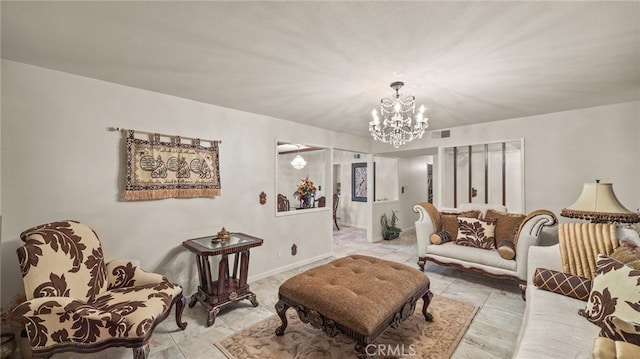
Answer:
[301,195,313,208]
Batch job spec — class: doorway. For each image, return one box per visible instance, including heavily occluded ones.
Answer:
[331,149,368,248]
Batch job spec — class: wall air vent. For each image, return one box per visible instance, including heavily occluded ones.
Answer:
[431,130,451,139]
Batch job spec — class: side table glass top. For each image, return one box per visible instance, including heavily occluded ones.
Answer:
[190,233,260,250]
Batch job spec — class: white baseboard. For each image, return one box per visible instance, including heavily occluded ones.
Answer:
[402,226,416,233]
[342,223,366,229]
[248,252,334,283]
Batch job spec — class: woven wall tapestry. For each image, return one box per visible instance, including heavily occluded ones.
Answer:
[124,130,221,200]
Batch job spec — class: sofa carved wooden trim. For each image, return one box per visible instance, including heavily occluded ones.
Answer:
[13,220,187,358]
[413,202,558,289]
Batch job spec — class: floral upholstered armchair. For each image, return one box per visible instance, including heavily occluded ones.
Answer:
[13,220,187,358]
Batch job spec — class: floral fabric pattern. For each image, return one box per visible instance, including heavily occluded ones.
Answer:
[455,217,497,250]
[18,221,107,301]
[14,220,185,356]
[600,315,640,346]
[579,255,640,328]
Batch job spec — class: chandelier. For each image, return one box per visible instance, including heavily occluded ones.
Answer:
[290,145,306,170]
[369,81,428,148]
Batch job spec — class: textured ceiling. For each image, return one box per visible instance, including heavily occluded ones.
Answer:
[2,1,639,138]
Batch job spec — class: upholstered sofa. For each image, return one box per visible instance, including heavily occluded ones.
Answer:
[412,202,557,284]
[513,224,640,358]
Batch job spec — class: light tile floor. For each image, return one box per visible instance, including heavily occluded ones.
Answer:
[25,226,524,359]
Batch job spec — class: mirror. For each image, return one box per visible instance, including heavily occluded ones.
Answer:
[276,142,329,214]
[440,139,524,212]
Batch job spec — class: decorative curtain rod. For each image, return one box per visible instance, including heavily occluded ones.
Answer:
[110,127,221,144]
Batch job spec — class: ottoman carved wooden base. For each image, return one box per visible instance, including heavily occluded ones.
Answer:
[275,255,433,358]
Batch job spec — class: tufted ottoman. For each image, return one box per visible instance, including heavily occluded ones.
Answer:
[275,255,432,358]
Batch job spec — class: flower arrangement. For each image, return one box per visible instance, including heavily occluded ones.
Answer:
[295,177,316,200]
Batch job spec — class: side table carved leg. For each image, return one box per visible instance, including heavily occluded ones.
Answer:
[422,289,433,322]
[207,307,220,327]
[274,300,290,336]
[248,293,259,307]
[188,295,197,308]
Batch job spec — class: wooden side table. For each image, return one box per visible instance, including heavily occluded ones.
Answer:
[182,232,264,326]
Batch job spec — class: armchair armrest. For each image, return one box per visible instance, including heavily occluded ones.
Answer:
[413,202,441,256]
[106,259,166,289]
[513,210,558,281]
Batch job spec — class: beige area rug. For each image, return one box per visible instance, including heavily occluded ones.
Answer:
[215,295,478,359]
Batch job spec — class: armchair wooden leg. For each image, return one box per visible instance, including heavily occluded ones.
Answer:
[133,344,149,359]
[175,293,188,330]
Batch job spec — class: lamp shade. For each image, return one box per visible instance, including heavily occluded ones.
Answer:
[561,182,639,223]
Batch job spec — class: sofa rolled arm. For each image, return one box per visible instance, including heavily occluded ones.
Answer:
[513,210,558,281]
[106,259,166,289]
[515,210,558,241]
[413,202,440,257]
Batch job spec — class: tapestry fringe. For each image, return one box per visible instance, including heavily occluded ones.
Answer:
[124,189,221,201]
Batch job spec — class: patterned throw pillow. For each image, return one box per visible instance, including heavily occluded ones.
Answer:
[610,241,640,270]
[485,209,526,245]
[592,336,640,359]
[533,268,592,301]
[455,217,496,249]
[429,231,451,245]
[579,255,640,327]
[599,315,640,346]
[440,210,480,239]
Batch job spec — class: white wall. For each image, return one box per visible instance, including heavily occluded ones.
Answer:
[372,156,398,202]
[391,102,640,238]
[0,60,371,306]
[331,149,368,228]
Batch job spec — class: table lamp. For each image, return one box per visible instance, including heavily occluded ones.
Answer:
[561,180,640,223]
